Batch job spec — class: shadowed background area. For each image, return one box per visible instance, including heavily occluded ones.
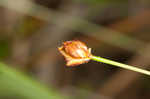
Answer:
[0,0,150,99]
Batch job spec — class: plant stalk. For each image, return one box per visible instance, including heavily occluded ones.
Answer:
[91,55,150,76]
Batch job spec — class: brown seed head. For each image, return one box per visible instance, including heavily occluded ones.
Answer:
[58,40,92,66]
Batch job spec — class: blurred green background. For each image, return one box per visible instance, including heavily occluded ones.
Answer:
[0,0,150,99]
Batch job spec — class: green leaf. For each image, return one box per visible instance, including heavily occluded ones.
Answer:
[0,63,66,99]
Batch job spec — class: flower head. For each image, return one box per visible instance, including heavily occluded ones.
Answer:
[58,40,92,66]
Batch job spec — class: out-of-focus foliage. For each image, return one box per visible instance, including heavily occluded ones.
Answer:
[77,0,128,5]
[0,39,10,60]
[0,63,66,99]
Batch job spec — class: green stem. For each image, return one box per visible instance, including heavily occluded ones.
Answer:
[91,55,150,76]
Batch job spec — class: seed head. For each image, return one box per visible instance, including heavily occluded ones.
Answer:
[58,40,92,66]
